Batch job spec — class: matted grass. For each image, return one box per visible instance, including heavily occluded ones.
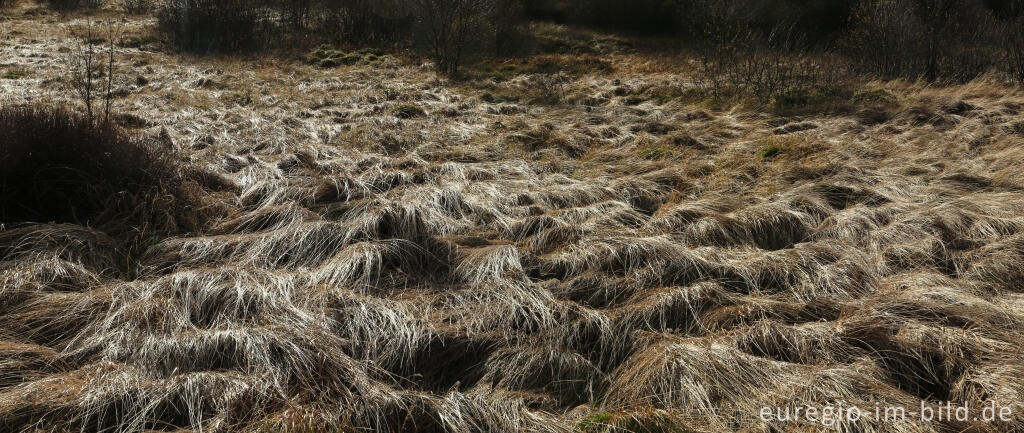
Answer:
[1,8,1024,433]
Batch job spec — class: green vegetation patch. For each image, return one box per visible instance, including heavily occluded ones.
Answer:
[2,69,29,79]
[851,88,898,105]
[773,86,853,110]
[308,45,389,68]
[628,85,688,105]
[638,146,674,159]
[576,412,615,430]
[758,145,782,159]
[648,92,674,105]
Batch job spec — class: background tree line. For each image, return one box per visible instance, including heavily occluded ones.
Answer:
[23,0,1024,85]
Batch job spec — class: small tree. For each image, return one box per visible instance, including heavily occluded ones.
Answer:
[691,0,753,98]
[411,0,495,77]
[67,22,99,124]
[66,19,118,126]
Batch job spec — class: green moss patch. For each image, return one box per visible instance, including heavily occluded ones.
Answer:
[307,45,389,68]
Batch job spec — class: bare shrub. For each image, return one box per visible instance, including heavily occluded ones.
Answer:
[157,0,272,53]
[692,0,757,98]
[0,106,157,225]
[732,25,817,103]
[681,0,856,40]
[65,20,119,125]
[411,0,496,76]
[844,0,1007,82]
[696,21,853,105]
[842,0,922,79]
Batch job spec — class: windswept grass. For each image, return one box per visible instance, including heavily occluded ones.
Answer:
[2,9,1024,433]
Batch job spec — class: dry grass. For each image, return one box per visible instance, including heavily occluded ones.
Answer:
[2,5,1024,433]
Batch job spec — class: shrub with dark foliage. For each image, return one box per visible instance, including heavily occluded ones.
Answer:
[0,105,228,236]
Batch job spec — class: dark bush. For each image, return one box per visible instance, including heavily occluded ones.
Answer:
[157,0,272,53]
[0,105,226,236]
